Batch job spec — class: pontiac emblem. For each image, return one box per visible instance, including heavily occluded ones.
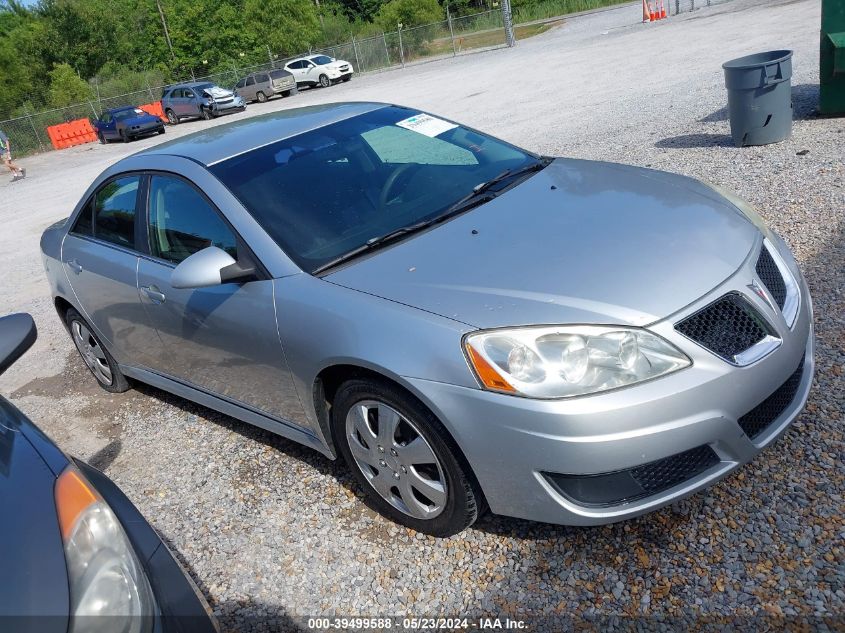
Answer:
[748,280,775,312]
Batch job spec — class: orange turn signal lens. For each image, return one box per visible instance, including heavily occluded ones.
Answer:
[55,468,98,541]
[465,342,516,393]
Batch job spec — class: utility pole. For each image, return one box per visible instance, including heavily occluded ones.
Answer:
[397,23,405,68]
[501,0,515,47]
[155,0,176,61]
[267,45,274,68]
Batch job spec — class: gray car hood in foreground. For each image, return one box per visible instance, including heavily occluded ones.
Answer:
[327,158,759,328]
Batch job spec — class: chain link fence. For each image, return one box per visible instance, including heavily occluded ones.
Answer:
[1,1,738,158]
[0,9,510,159]
[669,0,735,15]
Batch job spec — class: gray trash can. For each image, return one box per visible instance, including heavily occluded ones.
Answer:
[722,50,793,147]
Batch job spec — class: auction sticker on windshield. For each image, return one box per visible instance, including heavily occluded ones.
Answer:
[396,113,457,138]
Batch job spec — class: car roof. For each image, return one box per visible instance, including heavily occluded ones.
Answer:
[109,106,143,114]
[137,102,389,166]
[166,81,215,90]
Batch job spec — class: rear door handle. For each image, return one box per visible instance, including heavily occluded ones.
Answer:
[67,259,82,274]
[141,285,166,304]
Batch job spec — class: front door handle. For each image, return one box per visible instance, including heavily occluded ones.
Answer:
[141,285,166,304]
[67,259,82,274]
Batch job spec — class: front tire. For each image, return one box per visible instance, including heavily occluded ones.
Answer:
[319,74,331,88]
[119,129,130,143]
[65,308,129,393]
[332,378,483,537]
[342,75,351,82]
[201,107,213,120]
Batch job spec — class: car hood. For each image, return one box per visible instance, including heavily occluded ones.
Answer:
[326,158,759,328]
[205,86,234,100]
[0,398,70,627]
[124,114,159,125]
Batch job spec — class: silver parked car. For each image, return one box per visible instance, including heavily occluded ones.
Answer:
[234,70,297,103]
[40,103,814,536]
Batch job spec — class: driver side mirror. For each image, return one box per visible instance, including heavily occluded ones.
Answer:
[170,246,255,289]
[0,313,37,377]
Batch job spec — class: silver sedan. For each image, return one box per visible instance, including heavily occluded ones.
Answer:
[40,103,814,536]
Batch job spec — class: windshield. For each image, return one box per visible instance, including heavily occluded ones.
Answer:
[113,108,144,121]
[312,55,333,65]
[209,106,541,273]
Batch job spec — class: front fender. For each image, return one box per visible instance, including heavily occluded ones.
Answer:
[273,274,477,434]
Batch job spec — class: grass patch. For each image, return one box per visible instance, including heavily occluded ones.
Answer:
[514,0,633,23]
[424,20,557,57]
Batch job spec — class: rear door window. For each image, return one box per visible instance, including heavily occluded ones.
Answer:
[246,76,255,86]
[92,176,140,248]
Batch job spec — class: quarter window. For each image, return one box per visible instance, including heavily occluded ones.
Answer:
[147,176,238,264]
[92,176,140,247]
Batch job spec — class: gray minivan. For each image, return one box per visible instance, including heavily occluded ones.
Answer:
[234,70,297,103]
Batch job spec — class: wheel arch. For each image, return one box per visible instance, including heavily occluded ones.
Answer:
[312,361,486,508]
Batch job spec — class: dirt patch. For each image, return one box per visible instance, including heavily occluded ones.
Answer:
[11,350,148,422]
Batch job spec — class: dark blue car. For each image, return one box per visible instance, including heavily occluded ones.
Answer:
[0,313,218,633]
[94,106,165,144]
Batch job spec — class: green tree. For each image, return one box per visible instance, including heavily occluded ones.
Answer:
[243,0,322,55]
[48,62,92,107]
[375,0,442,30]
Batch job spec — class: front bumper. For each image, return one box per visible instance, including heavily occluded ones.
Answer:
[406,236,815,526]
[210,100,245,114]
[129,122,164,137]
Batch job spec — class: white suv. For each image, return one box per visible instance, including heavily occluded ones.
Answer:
[284,55,353,88]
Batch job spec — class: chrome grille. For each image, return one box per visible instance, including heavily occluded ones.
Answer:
[756,246,787,310]
[675,293,771,362]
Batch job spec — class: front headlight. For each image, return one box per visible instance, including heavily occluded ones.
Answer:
[55,467,156,633]
[464,326,691,398]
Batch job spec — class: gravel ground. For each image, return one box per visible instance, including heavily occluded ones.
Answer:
[0,0,843,630]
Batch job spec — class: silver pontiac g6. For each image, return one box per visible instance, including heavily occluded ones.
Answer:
[41,103,814,536]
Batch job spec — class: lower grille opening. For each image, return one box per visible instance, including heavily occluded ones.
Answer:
[545,445,721,508]
[738,354,806,439]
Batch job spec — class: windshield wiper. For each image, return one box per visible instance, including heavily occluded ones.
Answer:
[313,159,550,275]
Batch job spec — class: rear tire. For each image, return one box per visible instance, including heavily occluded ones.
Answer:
[166,109,178,125]
[282,90,291,97]
[65,308,129,393]
[319,74,331,88]
[97,132,106,144]
[256,91,267,103]
[332,378,484,537]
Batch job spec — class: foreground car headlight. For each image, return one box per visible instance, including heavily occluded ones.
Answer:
[465,326,691,398]
[55,466,156,633]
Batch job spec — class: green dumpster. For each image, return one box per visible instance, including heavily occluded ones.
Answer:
[821,0,845,115]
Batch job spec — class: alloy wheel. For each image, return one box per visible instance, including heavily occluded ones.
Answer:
[71,321,113,386]
[319,74,330,88]
[345,400,447,520]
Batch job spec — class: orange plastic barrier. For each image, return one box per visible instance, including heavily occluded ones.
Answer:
[45,118,98,150]
[139,102,167,122]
